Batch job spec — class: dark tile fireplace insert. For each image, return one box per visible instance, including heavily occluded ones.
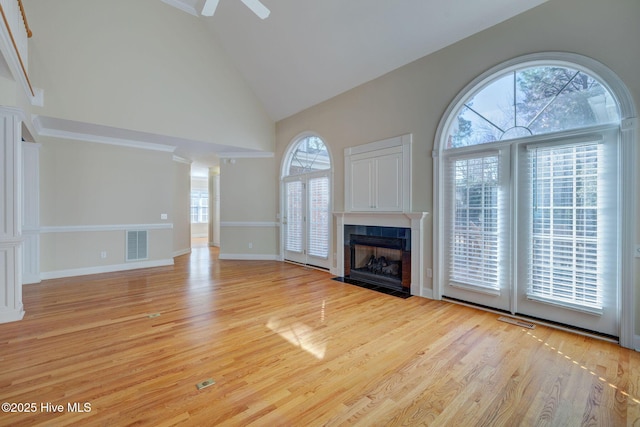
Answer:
[343,225,411,292]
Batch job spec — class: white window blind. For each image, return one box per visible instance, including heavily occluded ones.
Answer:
[308,176,329,258]
[447,154,502,290]
[527,142,603,309]
[285,180,303,253]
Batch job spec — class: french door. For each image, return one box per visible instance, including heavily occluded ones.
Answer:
[283,171,330,269]
[443,129,620,337]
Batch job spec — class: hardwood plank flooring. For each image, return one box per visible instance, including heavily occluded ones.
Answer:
[1,240,639,426]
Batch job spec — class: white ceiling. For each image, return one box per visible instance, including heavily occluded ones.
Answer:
[164,0,547,121]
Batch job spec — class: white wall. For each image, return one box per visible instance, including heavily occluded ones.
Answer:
[173,159,191,255]
[219,157,278,259]
[25,0,274,152]
[38,138,179,277]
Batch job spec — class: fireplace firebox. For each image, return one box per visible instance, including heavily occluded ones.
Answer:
[344,227,411,291]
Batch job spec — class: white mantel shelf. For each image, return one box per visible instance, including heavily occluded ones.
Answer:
[333,211,429,298]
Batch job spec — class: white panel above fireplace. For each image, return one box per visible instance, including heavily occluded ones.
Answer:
[344,134,412,212]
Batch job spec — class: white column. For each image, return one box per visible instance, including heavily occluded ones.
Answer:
[22,141,40,284]
[0,107,25,323]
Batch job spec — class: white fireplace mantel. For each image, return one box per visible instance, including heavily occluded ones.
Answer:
[333,211,429,297]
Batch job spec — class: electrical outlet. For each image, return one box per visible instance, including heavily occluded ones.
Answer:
[248,242,253,249]
[100,251,107,259]
[635,244,640,258]
[160,213,168,220]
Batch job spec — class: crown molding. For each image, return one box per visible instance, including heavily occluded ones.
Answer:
[32,115,177,153]
[218,151,274,159]
[172,155,192,164]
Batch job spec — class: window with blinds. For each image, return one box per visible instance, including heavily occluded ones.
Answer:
[447,154,501,290]
[285,181,303,253]
[308,176,329,258]
[527,142,602,310]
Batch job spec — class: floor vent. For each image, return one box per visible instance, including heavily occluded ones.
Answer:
[196,378,215,390]
[498,316,536,329]
[126,230,148,261]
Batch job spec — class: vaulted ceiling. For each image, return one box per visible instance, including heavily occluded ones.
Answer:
[164,0,548,121]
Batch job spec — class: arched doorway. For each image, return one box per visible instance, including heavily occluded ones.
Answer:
[281,134,332,269]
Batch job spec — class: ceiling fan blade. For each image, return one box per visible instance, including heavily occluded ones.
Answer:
[239,0,270,19]
[201,0,220,16]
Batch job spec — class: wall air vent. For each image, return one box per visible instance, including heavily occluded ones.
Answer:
[126,230,148,261]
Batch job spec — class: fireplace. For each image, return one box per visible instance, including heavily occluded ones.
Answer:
[334,212,428,297]
[344,226,411,291]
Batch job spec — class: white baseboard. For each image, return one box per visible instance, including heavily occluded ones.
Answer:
[40,259,175,280]
[23,274,41,285]
[0,306,25,323]
[173,248,191,257]
[218,254,280,261]
[421,287,434,299]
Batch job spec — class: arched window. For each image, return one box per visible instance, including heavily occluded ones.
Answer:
[445,64,619,148]
[282,134,332,270]
[434,53,637,344]
[285,135,331,175]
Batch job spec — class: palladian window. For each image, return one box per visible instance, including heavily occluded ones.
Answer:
[436,57,628,339]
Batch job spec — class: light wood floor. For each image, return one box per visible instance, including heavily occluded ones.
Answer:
[1,241,639,426]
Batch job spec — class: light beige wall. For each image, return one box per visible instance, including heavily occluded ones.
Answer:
[25,0,274,152]
[276,0,639,298]
[39,137,176,274]
[219,157,278,258]
[40,139,173,225]
[173,160,191,254]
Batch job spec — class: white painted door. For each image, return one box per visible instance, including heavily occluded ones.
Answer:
[442,131,620,337]
[283,173,330,269]
[442,150,512,312]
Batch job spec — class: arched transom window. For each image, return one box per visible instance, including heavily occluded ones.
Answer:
[286,135,331,176]
[445,64,619,148]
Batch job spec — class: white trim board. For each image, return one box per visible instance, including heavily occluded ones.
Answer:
[173,248,191,257]
[39,259,175,280]
[32,116,177,153]
[220,222,279,228]
[218,254,280,261]
[40,223,174,233]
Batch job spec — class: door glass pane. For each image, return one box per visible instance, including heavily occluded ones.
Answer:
[308,176,329,258]
[449,155,500,289]
[528,143,601,308]
[285,181,303,253]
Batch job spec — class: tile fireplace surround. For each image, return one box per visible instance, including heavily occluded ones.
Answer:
[333,212,428,297]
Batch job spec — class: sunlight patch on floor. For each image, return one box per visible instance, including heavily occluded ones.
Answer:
[267,317,327,360]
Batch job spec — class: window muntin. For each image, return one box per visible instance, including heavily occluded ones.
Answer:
[287,136,331,175]
[446,66,619,149]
